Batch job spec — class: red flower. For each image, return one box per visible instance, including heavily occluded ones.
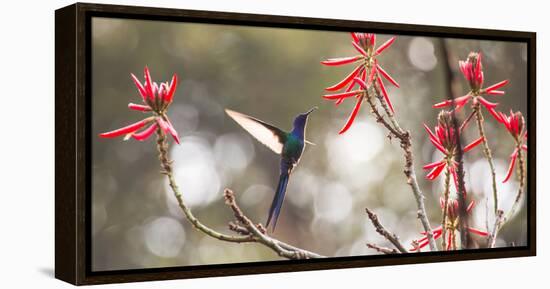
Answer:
[99,66,180,144]
[410,197,487,251]
[494,110,527,183]
[423,111,484,185]
[322,33,399,134]
[433,52,509,120]
[495,110,526,140]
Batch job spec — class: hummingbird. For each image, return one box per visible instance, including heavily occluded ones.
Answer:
[225,107,317,232]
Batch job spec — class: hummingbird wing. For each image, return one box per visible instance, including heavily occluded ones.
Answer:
[225,109,287,154]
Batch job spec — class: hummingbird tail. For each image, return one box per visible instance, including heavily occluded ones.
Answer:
[266,172,289,232]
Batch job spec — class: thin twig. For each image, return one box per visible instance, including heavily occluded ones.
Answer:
[505,146,526,221]
[366,73,436,251]
[441,165,451,251]
[487,209,504,248]
[460,109,476,132]
[473,103,499,214]
[452,112,471,250]
[156,129,324,260]
[365,207,407,253]
[490,144,527,245]
[367,243,398,254]
[365,95,400,137]
[156,129,253,243]
[228,222,250,235]
[223,189,323,259]
[485,196,490,234]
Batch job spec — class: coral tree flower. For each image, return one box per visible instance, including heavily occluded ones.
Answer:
[433,52,509,120]
[423,111,484,186]
[99,66,180,144]
[410,197,487,251]
[321,33,399,134]
[494,110,528,183]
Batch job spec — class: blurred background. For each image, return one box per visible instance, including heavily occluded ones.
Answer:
[91,17,528,271]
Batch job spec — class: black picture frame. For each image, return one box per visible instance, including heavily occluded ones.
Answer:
[55,2,536,285]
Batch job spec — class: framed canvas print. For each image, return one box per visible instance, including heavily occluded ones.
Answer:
[55,2,536,285]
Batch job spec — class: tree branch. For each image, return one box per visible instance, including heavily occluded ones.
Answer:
[452,111,471,249]
[489,144,527,247]
[365,207,407,253]
[223,189,323,259]
[365,95,401,137]
[487,209,504,248]
[156,129,324,260]
[505,146,527,221]
[460,109,476,132]
[474,103,499,214]
[441,165,451,251]
[364,75,436,251]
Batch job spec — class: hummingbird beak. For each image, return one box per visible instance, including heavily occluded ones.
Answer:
[305,107,318,116]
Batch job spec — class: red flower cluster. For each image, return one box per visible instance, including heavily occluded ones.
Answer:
[99,66,180,144]
[411,197,487,251]
[494,110,528,182]
[423,111,484,185]
[433,52,509,120]
[321,33,399,134]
